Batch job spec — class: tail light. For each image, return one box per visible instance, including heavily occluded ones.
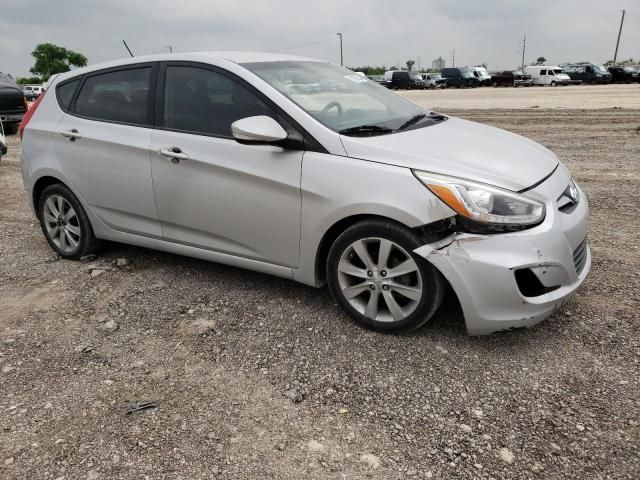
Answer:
[19,89,47,140]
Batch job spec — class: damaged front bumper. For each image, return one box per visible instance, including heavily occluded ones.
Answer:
[414,165,590,335]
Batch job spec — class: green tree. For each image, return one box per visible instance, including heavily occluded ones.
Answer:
[16,76,43,85]
[406,60,415,72]
[536,56,547,65]
[29,43,88,80]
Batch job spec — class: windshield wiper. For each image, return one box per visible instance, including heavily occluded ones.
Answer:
[338,125,394,136]
[397,114,426,131]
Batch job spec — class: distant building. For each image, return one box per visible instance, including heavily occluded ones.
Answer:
[432,57,445,70]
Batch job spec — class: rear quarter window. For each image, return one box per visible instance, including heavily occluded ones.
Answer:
[56,79,80,111]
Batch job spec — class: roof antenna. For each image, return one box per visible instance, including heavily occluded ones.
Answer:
[122,40,134,57]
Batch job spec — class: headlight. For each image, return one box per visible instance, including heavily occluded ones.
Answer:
[413,170,546,232]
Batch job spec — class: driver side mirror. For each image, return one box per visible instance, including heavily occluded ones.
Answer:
[231,116,288,144]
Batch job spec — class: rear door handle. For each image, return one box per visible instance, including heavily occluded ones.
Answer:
[61,129,82,141]
[158,147,189,163]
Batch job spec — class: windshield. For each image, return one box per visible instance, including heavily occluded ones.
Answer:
[593,64,607,73]
[243,61,441,134]
[475,67,489,77]
[552,69,565,75]
[411,75,422,80]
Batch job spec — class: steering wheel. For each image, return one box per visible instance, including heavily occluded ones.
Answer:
[321,101,343,116]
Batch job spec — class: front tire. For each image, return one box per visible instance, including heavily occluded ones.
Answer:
[327,220,445,332]
[38,183,101,259]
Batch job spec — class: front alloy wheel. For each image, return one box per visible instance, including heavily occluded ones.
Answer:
[327,220,445,332]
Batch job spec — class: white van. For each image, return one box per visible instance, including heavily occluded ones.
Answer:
[525,66,570,86]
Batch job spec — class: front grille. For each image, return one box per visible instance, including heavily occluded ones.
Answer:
[573,237,588,275]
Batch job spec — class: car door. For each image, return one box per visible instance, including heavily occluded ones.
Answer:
[52,64,161,238]
[149,63,303,267]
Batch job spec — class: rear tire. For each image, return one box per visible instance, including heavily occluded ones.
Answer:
[38,183,102,259]
[327,219,445,333]
[550,81,557,87]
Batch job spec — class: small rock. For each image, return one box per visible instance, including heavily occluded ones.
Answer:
[550,442,562,453]
[2,365,15,374]
[474,463,483,470]
[576,423,585,431]
[86,470,100,480]
[283,387,304,403]
[99,320,119,332]
[499,447,514,464]
[4,457,14,465]
[481,434,492,441]
[74,344,94,354]
[45,254,61,263]
[91,269,106,278]
[116,258,130,267]
[44,402,53,409]
[338,408,349,414]
[435,344,448,354]
[433,386,441,393]
[471,408,484,419]
[459,424,473,434]
[360,453,380,469]
[306,440,324,452]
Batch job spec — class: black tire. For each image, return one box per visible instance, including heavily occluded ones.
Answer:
[4,124,18,135]
[550,81,557,87]
[38,183,102,259]
[326,219,446,333]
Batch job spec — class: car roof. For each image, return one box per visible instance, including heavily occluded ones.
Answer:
[53,51,326,83]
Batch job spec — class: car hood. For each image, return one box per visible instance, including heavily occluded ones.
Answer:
[339,116,559,191]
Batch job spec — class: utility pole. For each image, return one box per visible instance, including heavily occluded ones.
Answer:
[451,50,455,68]
[613,10,626,64]
[166,45,173,53]
[521,34,527,71]
[336,33,343,66]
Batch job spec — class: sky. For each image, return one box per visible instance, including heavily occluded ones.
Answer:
[1,0,639,78]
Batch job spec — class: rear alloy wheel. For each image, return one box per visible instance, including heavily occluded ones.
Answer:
[327,220,445,332]
[38,184,101,259]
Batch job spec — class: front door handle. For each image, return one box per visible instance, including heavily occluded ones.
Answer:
[61,129,82,141]
[159,147,189,163]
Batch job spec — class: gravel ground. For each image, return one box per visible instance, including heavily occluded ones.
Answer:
[1,102,639,479]
[402,83,640,110]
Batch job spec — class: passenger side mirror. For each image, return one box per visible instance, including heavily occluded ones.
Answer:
[231,116,288,144]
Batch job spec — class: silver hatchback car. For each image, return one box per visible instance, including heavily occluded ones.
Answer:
[20,52,590,335]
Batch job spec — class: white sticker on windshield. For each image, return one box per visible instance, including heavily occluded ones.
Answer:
[344,74,368,83]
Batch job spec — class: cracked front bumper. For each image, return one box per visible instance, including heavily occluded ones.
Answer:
[415,165,590,335]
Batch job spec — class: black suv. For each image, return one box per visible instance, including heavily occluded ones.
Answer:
[562,63,611,84]
[440,68,479,88]
[607,65,639,84]
[0,74,27,135]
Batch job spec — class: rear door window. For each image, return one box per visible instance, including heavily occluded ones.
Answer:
[74,67,151,125]
[540,70,547,75]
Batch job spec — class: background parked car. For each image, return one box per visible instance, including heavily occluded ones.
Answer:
[0,118,6,161]
[366,74,387,86]
[0,73,27,135]
[491,71,532,87]
[420,73,445,89]
[607,65,639,84]
[383,70,411,89]
[562,63,611,84]
[409,73,425,89]
[472,66,491,86]
[441,67,479,88]
[23,85,43,101]
[525,66,570,86]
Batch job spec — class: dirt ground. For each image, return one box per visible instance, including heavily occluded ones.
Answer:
[1,87,639,479]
